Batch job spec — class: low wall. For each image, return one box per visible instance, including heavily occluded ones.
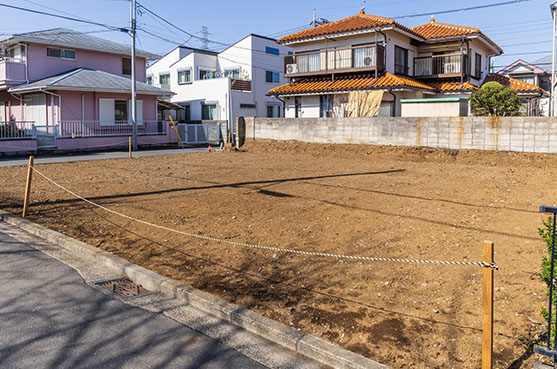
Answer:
[0,139,37,153]
[0,122,180,153]
[238,116,557,154]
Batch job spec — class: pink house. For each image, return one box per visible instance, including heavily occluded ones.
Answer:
[0,28,175,151]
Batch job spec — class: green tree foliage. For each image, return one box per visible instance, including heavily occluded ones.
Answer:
[470,81,521,116]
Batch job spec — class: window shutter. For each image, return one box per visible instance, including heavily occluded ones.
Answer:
[99,98,115,126]
[470,50,476,78]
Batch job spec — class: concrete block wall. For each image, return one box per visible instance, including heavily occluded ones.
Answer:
[238,116,557,154]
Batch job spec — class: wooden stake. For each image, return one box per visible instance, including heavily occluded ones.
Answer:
[482,241,494,369]
[22,155,34,218]
[129,136,132,159]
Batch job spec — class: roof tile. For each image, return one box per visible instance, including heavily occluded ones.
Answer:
[278,12,419,43]
[484,73,548,95]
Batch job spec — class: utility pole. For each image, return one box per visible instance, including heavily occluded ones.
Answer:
[130,0,138,150]
[551,2,557,116]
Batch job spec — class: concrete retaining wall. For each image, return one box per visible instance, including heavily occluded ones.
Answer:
[238,116,557,154]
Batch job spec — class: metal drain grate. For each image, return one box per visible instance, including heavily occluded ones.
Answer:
[96,278,149,298]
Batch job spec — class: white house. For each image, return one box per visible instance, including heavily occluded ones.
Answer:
[147,34,291,136]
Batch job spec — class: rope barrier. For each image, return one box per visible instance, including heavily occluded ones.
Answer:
[30,166,499,270]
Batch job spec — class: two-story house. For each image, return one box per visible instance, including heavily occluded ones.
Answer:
[496,57,550,116]
[267,11,504,117]
[147,34,291,137]
[0,28,172,144]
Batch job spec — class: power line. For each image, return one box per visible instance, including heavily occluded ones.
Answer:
[393,0,533,19]
[0,2,127,32]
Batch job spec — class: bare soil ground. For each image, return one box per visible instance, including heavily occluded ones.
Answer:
[0,140,553,368]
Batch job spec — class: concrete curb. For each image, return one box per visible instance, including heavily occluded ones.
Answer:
[0,210,388,369]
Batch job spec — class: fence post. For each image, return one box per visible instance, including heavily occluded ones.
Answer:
[129,136,132,159]
[482,240,494,369]
[22,155,34,218]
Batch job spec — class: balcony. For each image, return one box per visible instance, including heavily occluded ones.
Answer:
[0,59,26,89]
[284,44,385,78]
[231,79,251,92]
[414,53,467,79]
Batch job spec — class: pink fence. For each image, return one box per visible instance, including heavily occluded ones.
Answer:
[57,120,166,138]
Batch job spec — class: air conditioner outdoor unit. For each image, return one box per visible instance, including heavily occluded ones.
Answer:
[444,62,459,74]
[286,64,298,74]
[363,56,373,66]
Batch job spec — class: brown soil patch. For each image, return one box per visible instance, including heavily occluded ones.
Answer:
[0,140,552,368]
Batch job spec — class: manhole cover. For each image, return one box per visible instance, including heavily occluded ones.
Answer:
[96,278,149,298]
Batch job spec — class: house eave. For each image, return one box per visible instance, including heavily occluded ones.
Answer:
[9,85,174,96]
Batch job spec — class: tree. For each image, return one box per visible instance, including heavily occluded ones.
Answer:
[469,81,521,116]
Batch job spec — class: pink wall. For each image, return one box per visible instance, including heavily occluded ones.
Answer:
[26,43,147,82]
[0,91,25,121]
[52,91,158,122]
[0,139,37,152]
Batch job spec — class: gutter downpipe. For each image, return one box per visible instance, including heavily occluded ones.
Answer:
[41,89,62,132]
[273,95,286,117]
[387,87,396,117]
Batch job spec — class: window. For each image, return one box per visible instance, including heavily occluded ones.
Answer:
[394,46,409,75]
[99,99,143,125]
[178,106,191,122]
[146,76,153,85]
[199,69,217,80]
[47,47,75,60]
[224,69,240,79]
[265,46,280,55]
[319,95,334,118]
[114,100,128,122]
[474,53,482,79]
[353,46,375,68]
[178,70,191,84]
[266,71,280,83]
[159,73,170,85]
[267,105,280,118]
[240,103,256,109]
[295,96,302,118]
[122,57,132,75]
[202,104,217,120]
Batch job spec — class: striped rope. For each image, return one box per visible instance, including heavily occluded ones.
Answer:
[30,166,499,270]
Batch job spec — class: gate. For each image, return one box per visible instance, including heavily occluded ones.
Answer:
[178,123,222,145]
[34,125,57,148]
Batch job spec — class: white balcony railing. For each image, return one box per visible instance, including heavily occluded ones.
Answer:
[414,53,464,77]
[57,120,166,138]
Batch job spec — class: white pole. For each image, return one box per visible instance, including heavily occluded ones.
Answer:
[552,2,557,116]
[131,0,137,150]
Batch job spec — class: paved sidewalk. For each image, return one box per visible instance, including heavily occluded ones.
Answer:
[0,146,214,167]
[0,223,323,369]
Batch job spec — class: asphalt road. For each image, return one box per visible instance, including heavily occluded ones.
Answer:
[0,146,214,167]
[0,230,269,369]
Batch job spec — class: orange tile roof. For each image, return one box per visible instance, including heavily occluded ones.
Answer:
[412,18,480,39]
[267,72,433,95]
[428,80,479,92]
[278,10,419,43]
[412,17,501,53]
[484,73,548,95]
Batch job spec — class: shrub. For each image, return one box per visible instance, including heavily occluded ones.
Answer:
[539,216,557,345]
[470,81,521,116]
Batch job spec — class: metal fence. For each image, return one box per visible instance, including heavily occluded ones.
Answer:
[0,121,36,140]
[178,123,222,144]
[57,120,166,138]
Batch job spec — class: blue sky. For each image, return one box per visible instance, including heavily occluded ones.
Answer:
[0,0,553,70]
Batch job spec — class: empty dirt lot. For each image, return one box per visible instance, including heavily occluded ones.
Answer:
[0,140,554,368]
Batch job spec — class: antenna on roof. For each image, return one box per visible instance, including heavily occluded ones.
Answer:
[198,26,211,50]
[362,0,366,14]
[313,8,316,27]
